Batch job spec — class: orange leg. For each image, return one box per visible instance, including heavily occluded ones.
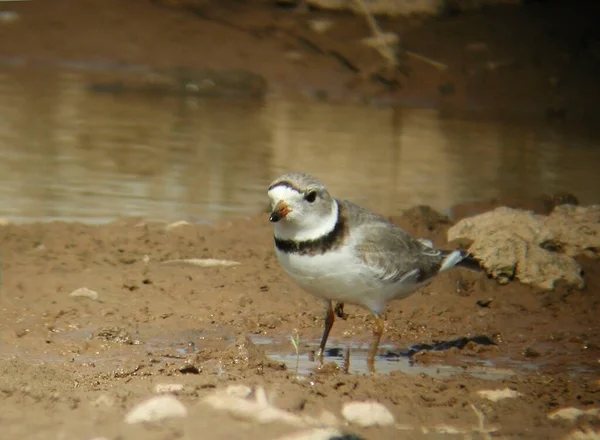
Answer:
[316,300,335,364]
[367,315,385,374]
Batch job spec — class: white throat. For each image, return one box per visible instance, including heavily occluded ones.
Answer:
[274,200,339,241]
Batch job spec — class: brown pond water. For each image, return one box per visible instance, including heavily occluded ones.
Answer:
[0,65,599,224]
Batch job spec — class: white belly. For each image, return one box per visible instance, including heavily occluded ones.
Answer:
[275,246,420,315]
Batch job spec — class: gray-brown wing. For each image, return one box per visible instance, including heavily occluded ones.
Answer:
[354,223,445,285]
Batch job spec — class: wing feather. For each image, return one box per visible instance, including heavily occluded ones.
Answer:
[353,223,444,285]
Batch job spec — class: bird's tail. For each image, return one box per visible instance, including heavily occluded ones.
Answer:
[439,249,483,273]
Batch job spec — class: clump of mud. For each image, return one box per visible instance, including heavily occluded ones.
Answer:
[448,204,599,289]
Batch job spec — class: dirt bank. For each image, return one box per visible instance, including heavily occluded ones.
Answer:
[1,0,599,120]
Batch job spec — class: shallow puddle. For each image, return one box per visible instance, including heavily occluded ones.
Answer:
[250,337,532,379]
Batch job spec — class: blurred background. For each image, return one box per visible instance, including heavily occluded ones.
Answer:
[0,0,598,224]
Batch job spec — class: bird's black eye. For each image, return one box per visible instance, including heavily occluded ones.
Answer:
[304,191,317,203]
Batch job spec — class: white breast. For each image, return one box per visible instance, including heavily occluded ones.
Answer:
[274,241,426,315]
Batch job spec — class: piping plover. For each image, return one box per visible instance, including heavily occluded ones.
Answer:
[267,172,481,370]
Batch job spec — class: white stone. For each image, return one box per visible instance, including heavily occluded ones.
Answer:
[124,395,188,424]
[69,287,99,301]
[548,407,600,421]
[154,383,184,394]
[477,388,522,402]
[341,401,395,427]
[165,220,192,231]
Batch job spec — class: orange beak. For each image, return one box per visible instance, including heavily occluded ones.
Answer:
[269,200,291,223]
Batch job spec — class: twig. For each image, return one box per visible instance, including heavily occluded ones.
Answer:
[405,50,448,72]
[354,0,398,66]
[289,329,301,377]
[470,403,495,440]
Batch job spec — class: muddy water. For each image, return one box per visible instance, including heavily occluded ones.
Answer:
[250,337,527,379]
[0,65,599,224]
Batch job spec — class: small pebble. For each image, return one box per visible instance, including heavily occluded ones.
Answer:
[124,395,188,424]
[154,383,184,394]
[548,407,600,421]
[69,287,99,301]
[477,388,521,402]
[342,401,395,427]
[165,220,192,231]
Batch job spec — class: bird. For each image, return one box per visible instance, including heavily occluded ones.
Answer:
[267,172,482,371]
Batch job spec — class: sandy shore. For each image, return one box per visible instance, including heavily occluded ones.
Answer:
[1,201,599,439]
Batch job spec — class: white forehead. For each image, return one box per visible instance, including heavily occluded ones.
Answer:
[268,185,302,201]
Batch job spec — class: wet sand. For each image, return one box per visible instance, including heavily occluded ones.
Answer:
[1,1,599,439]
[1,202,599,439]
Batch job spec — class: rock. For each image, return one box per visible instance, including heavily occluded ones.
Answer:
[165,220,192,231]
[124,395,188,424]
[154,383,184,394]
[341,401,395,427]
[69,287,99,301]
[547,407,600,421]
[476,388,521,402]
[447,207,588,289]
